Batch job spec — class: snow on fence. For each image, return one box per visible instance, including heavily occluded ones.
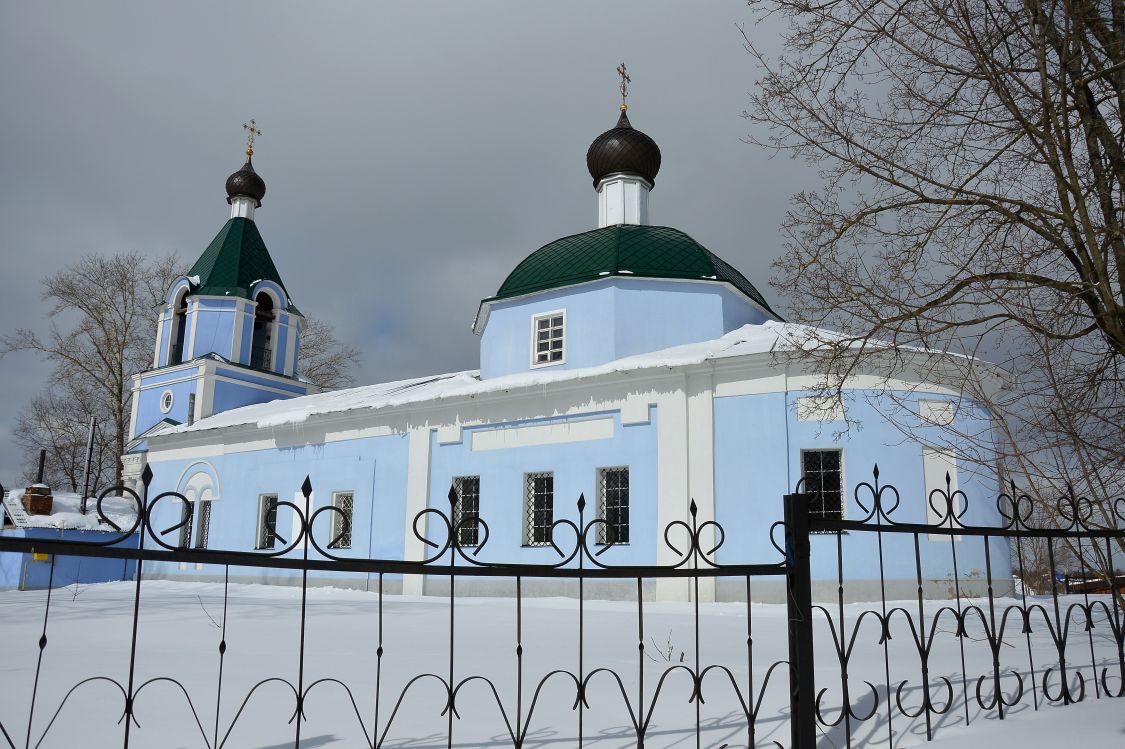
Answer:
[0,466,1121,748]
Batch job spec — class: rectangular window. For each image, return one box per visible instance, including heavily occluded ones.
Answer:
[802,450,843,523]
[330,491,354,550]
[194,501,212,549]
[256,494,279,550]
[452,476,481,547]
[178,501,194,548]
[524,472,554,546]
[531,311,565,366]
[597,467,629,544]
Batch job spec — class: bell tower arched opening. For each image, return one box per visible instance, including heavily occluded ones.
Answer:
[169,288,189,365]
[250,291,276,371]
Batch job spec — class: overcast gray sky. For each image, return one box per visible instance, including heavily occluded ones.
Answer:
[0,1,814,481]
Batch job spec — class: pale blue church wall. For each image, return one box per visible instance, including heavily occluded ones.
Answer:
[712,390,791,566]
[238,308,254,363]
[425,409,659,571]
[713,390,1010,588]
[291,334,302,374]
[613,280,770,360]
[210,375,305,414]
[480,278,773,379]
[480,284,616,378]
[188,299,238,359]
[213,366,307,394]
[134,367,202,435]
[142,433,411,587]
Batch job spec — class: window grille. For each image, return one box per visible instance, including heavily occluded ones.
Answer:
[597,467,629,544]
[256,494,279,550]
[178,502,194,548]
[194,501,212,549]
[532,313,564,366]
[452,476,481,547]
[802,450,843,523]
[330,492,354,550]
[524,472,553,546]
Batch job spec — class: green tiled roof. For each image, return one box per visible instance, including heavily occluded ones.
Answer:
[187,218,297,310]
[492,224,776,314]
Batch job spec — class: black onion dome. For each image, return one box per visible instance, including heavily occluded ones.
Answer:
[225,156,266,206]
[586,110,661,187]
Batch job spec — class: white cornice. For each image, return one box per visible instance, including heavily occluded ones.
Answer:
[144,345,996,458]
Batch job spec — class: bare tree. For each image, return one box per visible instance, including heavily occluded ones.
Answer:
[743,1,1124,585]
[2,252,182,486]
[14,379,114,493]
[297,316,362,390]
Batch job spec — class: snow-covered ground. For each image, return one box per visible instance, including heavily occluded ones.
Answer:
[0,581,1120,748]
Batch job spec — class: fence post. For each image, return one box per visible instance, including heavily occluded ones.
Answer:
[784,492,816,748]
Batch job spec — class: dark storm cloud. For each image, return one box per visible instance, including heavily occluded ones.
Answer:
[0,1,811,479]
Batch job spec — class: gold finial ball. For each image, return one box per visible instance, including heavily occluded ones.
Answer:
[620,103,628,112]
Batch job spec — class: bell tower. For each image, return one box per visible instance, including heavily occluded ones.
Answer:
[124,123,313,475]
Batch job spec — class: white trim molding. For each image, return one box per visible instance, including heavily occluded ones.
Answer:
[529,309,566,368]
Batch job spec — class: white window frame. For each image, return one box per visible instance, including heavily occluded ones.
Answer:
[597,466,630,545]
[800,448,846,527]
[524,471,554,546]
[330,490,354,550]
[256,493,279,550]
[529,310,566,368]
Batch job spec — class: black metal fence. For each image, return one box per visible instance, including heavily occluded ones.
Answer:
[797,466,1125,748]
[0,464,1121,748]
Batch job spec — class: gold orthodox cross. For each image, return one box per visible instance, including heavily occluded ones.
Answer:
[617,62,630,111]
[243,119,262,157]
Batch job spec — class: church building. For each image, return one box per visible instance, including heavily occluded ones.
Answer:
[124,96,1010,601]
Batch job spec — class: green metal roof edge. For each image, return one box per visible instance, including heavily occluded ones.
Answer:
[489,224,777,316]
[186,218,299,311]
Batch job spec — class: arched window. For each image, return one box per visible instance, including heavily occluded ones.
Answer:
[169,288,189,365]
[250,291,276,370]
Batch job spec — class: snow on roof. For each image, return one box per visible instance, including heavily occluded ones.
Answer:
[2,490,138,532]
[166,321,817,437]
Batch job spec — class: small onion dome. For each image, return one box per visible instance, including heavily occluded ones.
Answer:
[225,156,266,207]
[586,110,661,187]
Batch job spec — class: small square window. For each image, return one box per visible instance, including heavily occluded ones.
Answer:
[802,450,843,524]
[531,311,565,367]
[524,472,554,546]
[330,491,354,550]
